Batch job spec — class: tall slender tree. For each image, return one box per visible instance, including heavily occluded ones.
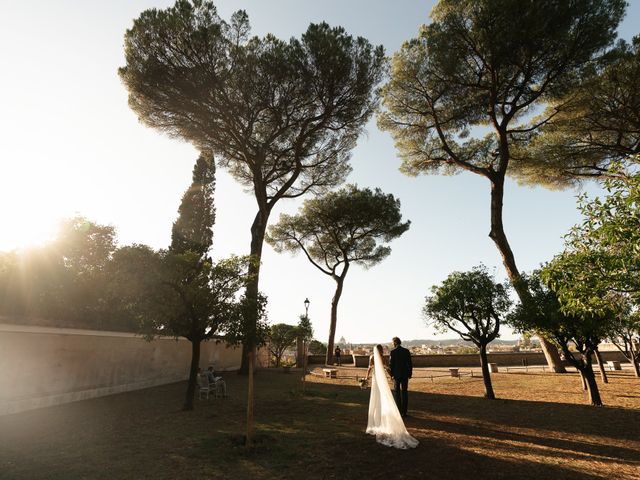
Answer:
[167,153,217,410]
[267,185,410,364]
[379,0,626,372]
[119,1,384,444]
[296,313,314,391]
[110,154,250,410]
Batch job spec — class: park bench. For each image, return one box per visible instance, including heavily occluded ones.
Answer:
[607,361,622,371]
[489,363,499,373]
[449,368,459,377]
[322,368,338,378]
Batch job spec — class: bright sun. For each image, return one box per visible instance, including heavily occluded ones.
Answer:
[0,161,68,252]
[0,146,78,251]
[0,208,60,252]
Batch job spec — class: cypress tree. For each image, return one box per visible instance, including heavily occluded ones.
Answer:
[171,152,216,258]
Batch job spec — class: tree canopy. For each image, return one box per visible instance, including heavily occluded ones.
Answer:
[267,185,410,273]
[424,266,510,346]
[605,296,640,376]
[296,314,314,344]
[267,323,298,367]
[171,153,216,257]
[379,0,625,186]
[519,37,640,185]
[543,162,640,315]
[308,339,327,355]
[120,0,385,203]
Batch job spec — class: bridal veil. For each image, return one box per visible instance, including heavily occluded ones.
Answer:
[365,347,418,449]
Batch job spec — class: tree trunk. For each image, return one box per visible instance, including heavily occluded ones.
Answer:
[239,209,269,448]
[579,369,588,390]
[538,338,566,373]
[302,339,307,393]
[559,345,587,390]
[487,175,566,373]
[613,340,640,377]
[296,337,304,368]
[325,273,347,365]
[245,349,255,446]
[631,342,640,377]
[183,338,201,411]
[478,343,495,400]
[581,353,603,406]
[593,348,608,384]
[239,210,269,375]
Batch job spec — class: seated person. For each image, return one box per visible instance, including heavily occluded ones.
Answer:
[206,366,227,397]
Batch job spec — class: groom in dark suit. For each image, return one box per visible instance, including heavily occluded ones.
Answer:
[389,336,412,417]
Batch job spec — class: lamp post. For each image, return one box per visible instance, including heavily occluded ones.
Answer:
[302,298,310,393]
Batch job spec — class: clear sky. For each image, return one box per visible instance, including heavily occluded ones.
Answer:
[2,1,639,344]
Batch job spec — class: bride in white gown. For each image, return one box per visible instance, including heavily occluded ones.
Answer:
[365,345,419,449]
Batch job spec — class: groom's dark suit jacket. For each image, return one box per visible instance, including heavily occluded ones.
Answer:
[389,345,413,380]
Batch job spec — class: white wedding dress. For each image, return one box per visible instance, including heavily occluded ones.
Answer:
[365,347,419,449]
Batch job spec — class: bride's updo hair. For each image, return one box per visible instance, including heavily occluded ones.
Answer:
[376,344,383,355]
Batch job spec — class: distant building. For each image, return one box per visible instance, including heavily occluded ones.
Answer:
[352,346,369,355]
[487,344,517,353]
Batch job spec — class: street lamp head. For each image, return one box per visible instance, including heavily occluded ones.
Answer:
[304,298,310,310]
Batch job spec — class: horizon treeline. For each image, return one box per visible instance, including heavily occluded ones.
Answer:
[0,216,152,332]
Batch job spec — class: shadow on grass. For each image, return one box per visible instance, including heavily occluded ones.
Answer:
[0,370,638,480]
[407,386,640,440]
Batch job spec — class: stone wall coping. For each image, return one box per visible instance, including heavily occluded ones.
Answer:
[0,323,188,341]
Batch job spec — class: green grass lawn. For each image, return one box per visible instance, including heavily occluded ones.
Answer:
[1,367,639,479]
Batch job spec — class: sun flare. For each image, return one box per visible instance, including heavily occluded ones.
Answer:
[0,211,59,252]
[0,153,78,253]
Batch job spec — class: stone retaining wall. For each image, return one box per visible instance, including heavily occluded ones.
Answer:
[0,323,241,416]
[308,351,628,368]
